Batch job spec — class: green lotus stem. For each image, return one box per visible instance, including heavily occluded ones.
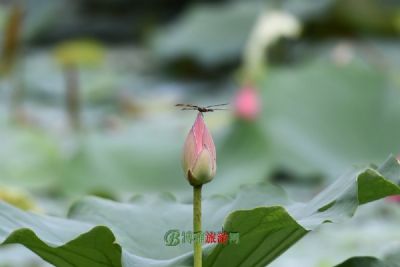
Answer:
[63,65,81,131]
[193,185,202,267]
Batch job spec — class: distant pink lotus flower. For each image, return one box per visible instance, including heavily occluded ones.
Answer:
[234,86,261,120]
[182,113,216,186]
[387,195,400,203]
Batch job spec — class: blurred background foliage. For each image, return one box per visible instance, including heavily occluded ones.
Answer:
[0,0,400,266]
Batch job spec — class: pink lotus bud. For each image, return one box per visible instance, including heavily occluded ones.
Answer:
[387,195,400,203]
[182,113,216,186]
[234,86,261,120]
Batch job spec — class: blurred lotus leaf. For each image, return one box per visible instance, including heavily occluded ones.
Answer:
[0,187,37,211]
[54,39,104,67]
[0,128,61,190]
[152,1,260,66]
[260,58,400,177]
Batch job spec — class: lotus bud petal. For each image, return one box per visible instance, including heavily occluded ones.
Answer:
[182,113,216,186]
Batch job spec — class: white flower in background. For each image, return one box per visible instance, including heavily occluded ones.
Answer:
[243,10,301,79]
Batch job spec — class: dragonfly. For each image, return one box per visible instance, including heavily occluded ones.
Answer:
[175,103,229,113]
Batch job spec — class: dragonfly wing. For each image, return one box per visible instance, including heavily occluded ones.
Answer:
[206,103,229,108]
